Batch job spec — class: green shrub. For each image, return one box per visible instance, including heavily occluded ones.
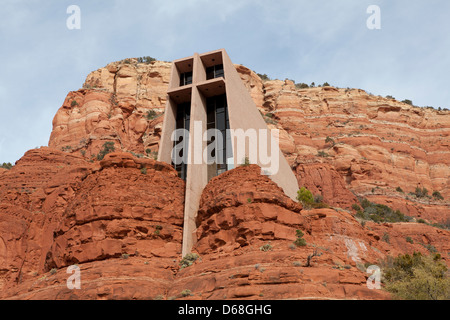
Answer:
[257,73,270,81]
[297,187,314,208]
[146,110,158,120]
[137,56,156,64]
[356,198,411,223]
[71,100,79,107]
[295,83,309,89]
[293,230,307,247]
[180,289,192,297]
[263,113,278,125]
[1,162,13,170]
[180,253,199,269]
[406,237,414,244]
[145,148,158,160]
[317,150,330,158]
[97,141,115,160]
[260,242,273,252]
[402,99,413,106]
[154,225,162,235]
[396,187,404,193]
[240,156,250,166]
[382,252,449,300]
[325,136,335,147]
[313,194,323,203]
[432,191,444,200]
[414,187,429,198]
[382,232,390,244]
[140,167,147,174]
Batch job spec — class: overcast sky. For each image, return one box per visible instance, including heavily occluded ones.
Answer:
[1,0,449,164]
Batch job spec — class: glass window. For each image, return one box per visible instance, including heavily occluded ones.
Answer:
[206,66,215,80]
[205,94,231,180]
[215,64,224,78]
[206,64,225,80]
[180,71,193,86]
[172,102,191,180]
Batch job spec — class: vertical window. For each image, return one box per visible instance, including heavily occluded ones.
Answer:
[179,71,193,86]
[206,94,231,181]
[172,102,191,180]
[206,64,224,80]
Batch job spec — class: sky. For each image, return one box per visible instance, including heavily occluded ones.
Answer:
[0,0,449,164]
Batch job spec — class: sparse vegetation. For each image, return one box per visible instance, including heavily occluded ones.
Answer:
[293,230,307,247]
[305,249,322,267]
[180,289,192,297]
[140,167,147,174]
[317,150,330,158]
[257,73,271,81]
[262,112,278,125]
[382,252,449,300]
[180,253,199,269]
[382,232,390,244]
[240,156,250,166]
[297,187,314,208]
[145,149,158,160]
[295,82,309,89]
[406,237,414,244]
[154,225,162,235]
[260,242,273,252]
[97,141,115,160]
[145,109,159,120]
[355,198,411,223]
[432,191,444,200]
[1,162,13,170]
[396,187,404,193]
[137,56,156,64]
[325,136,335,147]
[297,187,328,209]
[71,100,79,107]
[402,99,413,106]
[413,187,429,198]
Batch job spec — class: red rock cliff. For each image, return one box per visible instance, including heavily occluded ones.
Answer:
[0,57,448,300]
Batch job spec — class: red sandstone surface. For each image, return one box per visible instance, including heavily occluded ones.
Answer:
[0,58,449,300]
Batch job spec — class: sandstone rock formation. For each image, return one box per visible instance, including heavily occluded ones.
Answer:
[1,159,448,300]
[0,57,448,300]
[48,59,449,223]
